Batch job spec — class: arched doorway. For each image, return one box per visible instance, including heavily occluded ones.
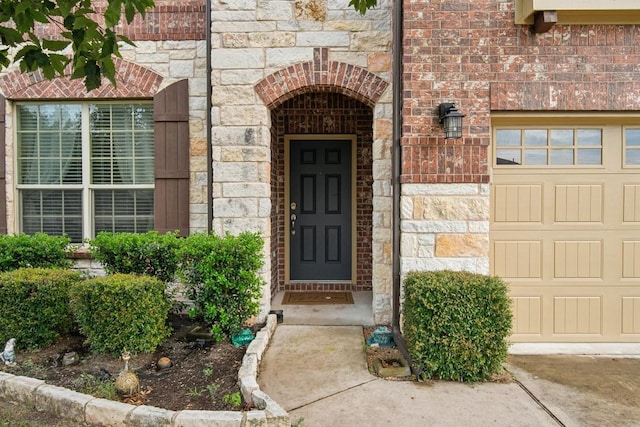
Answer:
[269,92,374,293]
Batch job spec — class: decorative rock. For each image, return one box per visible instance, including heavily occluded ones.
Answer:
[157,357,172,370]
[62,352,80,366]
[373,356,411,378]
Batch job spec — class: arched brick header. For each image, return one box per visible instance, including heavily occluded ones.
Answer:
[0,58,163,99]
[255,48,389,109]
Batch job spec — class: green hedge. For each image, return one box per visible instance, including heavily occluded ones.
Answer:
[88,231,181,283]
[0,234,72,272]
[403,270,512,382]
[178,232,265,342]
[0,268,82,349]
[69,273,172,355]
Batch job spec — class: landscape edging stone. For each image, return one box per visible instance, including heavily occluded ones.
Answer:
[0,314,289,426]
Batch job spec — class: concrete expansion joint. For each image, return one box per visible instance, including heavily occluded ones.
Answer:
[287,377,380,412]
[0,314,290,427]
[506,368,566,427]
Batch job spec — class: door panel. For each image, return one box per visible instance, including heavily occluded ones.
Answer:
[290,139,352,281]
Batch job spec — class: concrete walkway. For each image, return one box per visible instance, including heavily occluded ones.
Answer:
[258,325,559,427]
[259,292,640,426]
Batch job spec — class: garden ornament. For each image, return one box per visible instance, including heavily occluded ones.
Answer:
[1,338,16,367]
[115,350,140,396]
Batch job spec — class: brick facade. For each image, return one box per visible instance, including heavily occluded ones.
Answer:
[402,0,640,183]
[399,0,640,288]
[31,0,206,41]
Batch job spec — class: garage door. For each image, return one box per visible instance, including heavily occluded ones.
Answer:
[491,123,640,342]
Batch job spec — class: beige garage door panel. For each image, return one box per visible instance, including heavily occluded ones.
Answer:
[492,124,640,342]
[509,287,639,342]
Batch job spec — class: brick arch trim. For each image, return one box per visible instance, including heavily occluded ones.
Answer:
[0,58,163,99]
[254,48,389,109]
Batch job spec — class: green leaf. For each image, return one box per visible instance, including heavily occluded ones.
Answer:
[83,60,101,91]
[100,57,116,86]
[42,39,71,51]
[0,27,25,45]
[117,34,135,46]
[104,0,122,28]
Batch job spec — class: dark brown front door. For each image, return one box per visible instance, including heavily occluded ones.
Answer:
[289,139,352,281]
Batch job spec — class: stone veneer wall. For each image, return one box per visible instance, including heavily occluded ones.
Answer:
[1,1,208,236]
[211,0,393,322]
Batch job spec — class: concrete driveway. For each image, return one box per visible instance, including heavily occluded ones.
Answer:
[508,355,640,427]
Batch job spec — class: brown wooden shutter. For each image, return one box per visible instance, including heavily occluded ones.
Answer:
[0,94,6,234]
[154,80,190,236]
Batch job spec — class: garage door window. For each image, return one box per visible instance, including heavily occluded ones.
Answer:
[496,128,602,166]
[625,129,640,166]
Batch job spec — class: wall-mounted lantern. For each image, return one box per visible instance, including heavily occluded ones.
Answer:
[438,103,465,139]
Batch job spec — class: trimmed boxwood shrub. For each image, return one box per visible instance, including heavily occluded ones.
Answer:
[69,273,172,355]
[0,268,82,349]
[88,231,181,283]
[178,232,265,342]
[0,233,72,272]
[403,270,512,382]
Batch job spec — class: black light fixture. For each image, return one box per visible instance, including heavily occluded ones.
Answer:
[438,103,465,139]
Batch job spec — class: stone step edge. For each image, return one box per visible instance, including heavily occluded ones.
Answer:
[0,313,289,427]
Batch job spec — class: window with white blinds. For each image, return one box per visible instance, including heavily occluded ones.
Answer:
[16,102,154,242]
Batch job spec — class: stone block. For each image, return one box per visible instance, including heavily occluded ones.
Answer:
[220,106,269,126]
[223,33,250,48]
[368,52,392,72]
[296,32,350,47]
[174,410,244,427]
[246,411,268,426]
[266,48,313,68]
[221,147,269,162]
[435,234,489,257]
[213,198,258,217]
[238,375,259,406]
[34,385,91,423]
[213,162,259,182]
[402,183,482,196]
[215,217,269,236]
[351,31,392,51]
[251,390,289,427]
[420,196,489,221]
[257,1,293,20]
[266,313,277,337]
[222,182,270,198]
[3,376,44,404]
[246,336,267,362]
[401,220,468,233]
[220,69,266,85]
[212,86,258,105]
[213,21,277,33]
[249,32,296,48]
[129,405,175,427]
[85,398,132,426]
[239,353,258,379]
[213,49,264,69]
